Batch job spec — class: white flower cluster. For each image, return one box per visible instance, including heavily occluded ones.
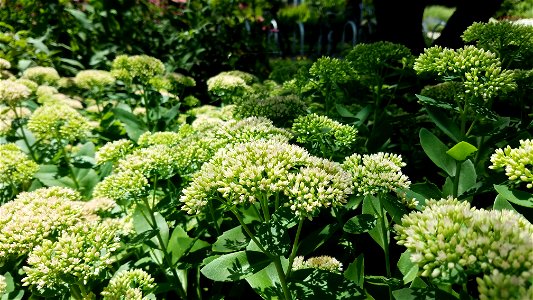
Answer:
[95,139,134,165]
[74,69,115,90]
[22,66,60,86]
[0,143,39,188]
[180,139,353,217]
[111,55,165,85]
[0,274,5,294]
[22,218,128,294]
[27,103,90,143]
[0,187,85,263]
[0,58,10,70]
[395,198,533,297]
[292,255,343,273]
[490,139,533,188]
[206,72,250,103]
[0,80,31,107]
[101,269,156,300]
[343,152,410,196]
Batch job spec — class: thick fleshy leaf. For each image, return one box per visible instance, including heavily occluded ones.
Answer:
[494,185,533,208]
[446,141,477,161]
[419,128,456,176]
[212,226,249,253]
[343,214,377,234]
[200,251,270,282]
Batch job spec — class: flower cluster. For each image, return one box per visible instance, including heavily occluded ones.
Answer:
[292,255,343,273]
[22,66,60,86]
[213,117,293,145]
[0,106,31,134]
[111,55,165,85]
[27,103,90,143]
[180,139,352,217]
[476,269,533,300]
[0,274,5,294]
[343,152,410,196]
[0,58,10,70]
[420,81,465,109]
[101,269,156,300]
[489,139,533,188]
[93,170,149,207]
[414,46,515,102]
[22,218,128,295]
[167,72,196,88]
[292,113,358,158]
[346,41,414,87]
[0,143,39,189]
[14,78,38,92]
[0,80,31,107]
[234,94,307,126]
[395,198,533,296]
[206,72,250,104]
[95,139,134,165]
[74,69,116,90]
[0,187,85,263]
[462,21,533,70]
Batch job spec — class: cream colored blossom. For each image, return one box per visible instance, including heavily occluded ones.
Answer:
[0,80,31,107]
[22,66,60,86]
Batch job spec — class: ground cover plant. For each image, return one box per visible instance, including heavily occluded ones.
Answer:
[0,20,532,300]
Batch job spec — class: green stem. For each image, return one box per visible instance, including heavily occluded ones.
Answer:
[141,178,187,299]
[452,160,462,198]
[286,218,305,277]
[231,209,292,300]
[209,199,222,236]
[12,106,37,161]
[69,285,84,300]
[378,199,392,300]
[62,146,80,190]
[260,194,271,222]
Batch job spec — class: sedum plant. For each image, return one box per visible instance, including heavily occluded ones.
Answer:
[292,113,358,160]
[101,269,156,300]
[0,143,38,201]
[462,21,533,70]
[490,139,533,189]
[21,66,60,86]
[395,198,533,298]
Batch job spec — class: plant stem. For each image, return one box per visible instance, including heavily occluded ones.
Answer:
[452,160,462,198]
[12,106,37,161]
[69,285,84,300]
[379,199,392,300]
[209,199,222,236]
[141,177,187,298]
[260,194,271,222]
[231,209,292,300]
[286,218,304,277]
[61,146,80,190]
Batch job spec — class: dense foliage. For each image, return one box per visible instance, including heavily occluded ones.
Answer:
[0,2,532,298]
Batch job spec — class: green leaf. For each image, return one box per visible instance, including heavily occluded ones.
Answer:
[66,8,93,30]
[255,218,291,256]
[409,182,442,201]
[112,108,147,142]
[398,251,418,284]
[362,195,385,250]
[494,185,533,208]
[335,104,357,118]
[343,214,377,234]
[344,254,364,288]
[212,226,249,253]
[200,250,270,282]
[393,288,435,300]
[457,159,476,197]
[493,194,517,212]
[425,107,461,142]
[353,105,372,126]
[133,205,169,249]
[73,168,99,197]
[419,128,456,176]
[298,224,337,256]
[365,276,402,288]
[290,269,365,300]
[34,165,58,181]
[381,194,408,224]
[446,141,477,161]
[416,94,455,111]
[246,260,286,299]
[168,226,209,265]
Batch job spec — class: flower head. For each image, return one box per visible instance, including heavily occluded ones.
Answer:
[180,139,352,217]
[0,80,31,107]
[0,187,85,263]
[111,55,165,85]
[27,103,90,143]
[395,198,533,287]
[0,58,10,70]
[22,218,129,295]
[95,139,134,165]
[490,139,533,188]
[101,269,156,300]
[292,113,358,157]
[0,274,6,294]
[93,170,149,207]
[343,152,410,196]
[292,255,343,273]
[0,143,39,189]
[74,70,115,90]
[207,73,250,104]
[235,94,307,126]
[22,66,60,86]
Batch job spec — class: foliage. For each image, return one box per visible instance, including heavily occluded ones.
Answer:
[0,18,532,300]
